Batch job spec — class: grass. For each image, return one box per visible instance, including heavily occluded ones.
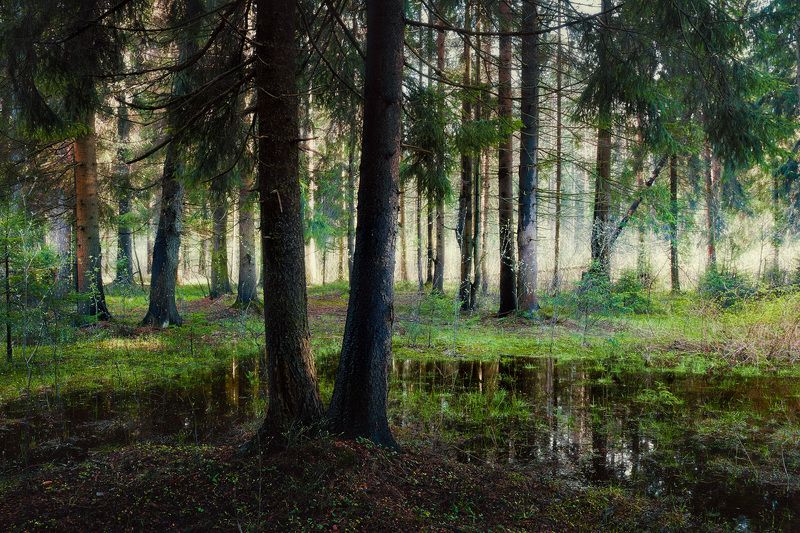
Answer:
[3,281,800,404]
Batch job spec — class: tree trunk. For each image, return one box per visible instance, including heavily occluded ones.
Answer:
[517,0,539,313]
[590,0,613,277]
[305,119,319,286]
[553,0,563,290]
[591,124,612,276]
[426,199,434,284]
[480,154,489,295]
[669,155,680,293]
[704,142,718,270]
[252,0,324,440]
[498,0,516,315]
[142,144,183,327]
[399,191,408,281]
[115,101,134,286]
[51,188,73,297]
[328,0,403,448]
[457,3,474,312]
[431,27,446,295]
[236,174,258,306]
[74,112,110,321]
[471,27,483,304]
[416,191,424,291]
[347,121,356,277]
[210,190,232,298]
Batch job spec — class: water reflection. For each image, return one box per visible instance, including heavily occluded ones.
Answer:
[1,355,798,528]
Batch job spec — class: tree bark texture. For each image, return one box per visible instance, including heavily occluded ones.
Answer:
[328,0,404,448]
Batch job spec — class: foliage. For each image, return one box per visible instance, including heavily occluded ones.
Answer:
[611,268,654,314]
[698,267,757,308]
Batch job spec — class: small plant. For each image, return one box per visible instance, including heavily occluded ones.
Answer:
[611,268,654,314]
[698,267,756,308]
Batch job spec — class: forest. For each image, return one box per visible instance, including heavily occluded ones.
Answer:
[0,0,799,530]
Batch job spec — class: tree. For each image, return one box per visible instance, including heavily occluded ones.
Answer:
[235,172,258,307]
[209,181,232,299]
[114,100,135,288]
[517,0,540,313]
[497,0,517,315]
[251,0,324,442]
[669,155,680,292]
[328,0,404,448]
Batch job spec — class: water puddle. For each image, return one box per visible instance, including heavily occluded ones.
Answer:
[1,355,798,528]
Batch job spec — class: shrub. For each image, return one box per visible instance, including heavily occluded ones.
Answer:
[698,267,756,308]
[611,269,653,314]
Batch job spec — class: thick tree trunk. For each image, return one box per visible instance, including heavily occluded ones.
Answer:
[115,102,134,287]
[498,0,516,315]
[517,0,539,313]
[74,113,110,321]
[235,174,258,306]
[142,144,183,327]
[591,125,612,275]
[457,4,474,312]
[669,155,680,293]
[253,0,323,438]
[210,190,232,298]
[328,0,403,448]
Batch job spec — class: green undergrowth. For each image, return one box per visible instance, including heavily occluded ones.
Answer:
[2,282,800,405]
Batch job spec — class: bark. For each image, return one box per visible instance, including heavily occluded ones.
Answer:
[497,0,517,315]
[147,189,161,275]
[142,144,183,327]
[517,0,539,313]
[235,174,258,306]
[115,101,134,286]
[328,0,403,448]
[210,190,232,298]
[74,112,110,320]
[669,155,680,293]
[590,0,613,277]
[433,198,445,293]
[591,124,612,275]
[471,28,483,304]
[431,27,446,295]
[457,3,474,311]
[704,141,717,269]
[253,0,324,439]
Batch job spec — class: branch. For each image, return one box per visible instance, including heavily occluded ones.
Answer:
[608,154,668,247]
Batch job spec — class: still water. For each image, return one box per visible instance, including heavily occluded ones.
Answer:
[2,355,798,528]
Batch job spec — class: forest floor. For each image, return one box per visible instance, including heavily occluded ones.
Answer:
[1,282,799,530]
